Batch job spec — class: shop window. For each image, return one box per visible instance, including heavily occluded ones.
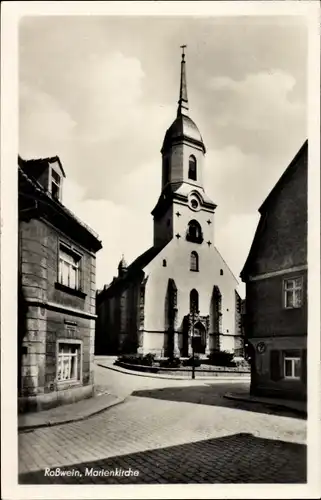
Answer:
[57,341,81,382]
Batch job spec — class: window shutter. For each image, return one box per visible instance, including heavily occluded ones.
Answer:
[270,350,281,381]
[301,349,307,384]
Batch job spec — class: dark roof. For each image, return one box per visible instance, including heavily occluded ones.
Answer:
[162,114,206,154]
[259,140,308,214]
[18,157,102,253]
[18,155,66,179]
[97,244,166,302]
[240,140,308,281]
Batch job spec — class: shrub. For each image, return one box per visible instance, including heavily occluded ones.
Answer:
[116,352,156,367]
[142,353,156,366]
[159,357,181,368]
[183,355,201,367]
[207,349,236,367]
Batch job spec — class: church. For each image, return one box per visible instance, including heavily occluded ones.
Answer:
[96,49,243,358]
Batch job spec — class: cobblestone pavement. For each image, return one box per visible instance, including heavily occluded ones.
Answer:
[19,384,306,484]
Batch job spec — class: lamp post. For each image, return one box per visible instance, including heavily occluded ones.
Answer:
[191,308,199,380]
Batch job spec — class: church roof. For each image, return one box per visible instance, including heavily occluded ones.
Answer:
[97,245,166,301]
[162,114,205,153]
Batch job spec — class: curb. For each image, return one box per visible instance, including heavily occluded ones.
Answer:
[224,392,307,417]
[97,363,251,382]
[18,396,126,433]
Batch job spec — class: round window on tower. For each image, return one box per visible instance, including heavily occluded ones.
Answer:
[191,199,199,209]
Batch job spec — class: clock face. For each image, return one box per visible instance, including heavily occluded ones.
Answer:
[188,193,201,211]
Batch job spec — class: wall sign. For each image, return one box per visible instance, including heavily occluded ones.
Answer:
[257,342,266,354]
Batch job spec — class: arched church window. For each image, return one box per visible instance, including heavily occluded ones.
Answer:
[186,220,203,244]
[164,157,170,185]
[188,155,197,181]
[190,251,199,272]
[190,289,199,314]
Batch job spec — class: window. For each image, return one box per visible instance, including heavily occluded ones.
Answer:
[284,277,303,308]
[220,269,224,276]
[59,245,81,290]
[190,289,199,314]
[186,220,203,244]
[51,169,61,201]
[163,259,167,267]
[164,158,170,185]
[190,251,199,272]
[284,355,301,379]
[57,342,81,382]
[188,155,197,181]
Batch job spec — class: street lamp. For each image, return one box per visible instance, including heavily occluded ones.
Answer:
[191,308,199,380]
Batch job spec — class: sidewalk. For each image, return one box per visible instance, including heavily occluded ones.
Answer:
[18,390,125,432]
[224,391,307,416]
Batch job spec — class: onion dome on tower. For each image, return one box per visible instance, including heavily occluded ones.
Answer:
[162,45,206,154]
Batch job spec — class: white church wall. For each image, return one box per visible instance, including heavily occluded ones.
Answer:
[142,235,239,356]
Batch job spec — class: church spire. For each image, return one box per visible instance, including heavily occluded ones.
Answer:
[177,45,189,117]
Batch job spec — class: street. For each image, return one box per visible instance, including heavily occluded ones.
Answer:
[18,361,307,484]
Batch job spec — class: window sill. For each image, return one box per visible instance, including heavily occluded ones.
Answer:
[190,269,199,272]
[186,236,204,244]
[56,379,82,390]
[55,282,87,299]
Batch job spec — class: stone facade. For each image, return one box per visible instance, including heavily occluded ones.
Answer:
[96,53,243,358]
[241,141,308,401]
[18,156,101,412]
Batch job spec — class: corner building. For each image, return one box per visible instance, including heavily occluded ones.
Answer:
[18,155,102,412]
[96,51,242,357]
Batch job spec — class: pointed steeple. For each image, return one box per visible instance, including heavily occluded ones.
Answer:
[177,45,189,117]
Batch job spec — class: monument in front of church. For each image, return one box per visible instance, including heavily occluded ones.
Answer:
[96,49,242,358]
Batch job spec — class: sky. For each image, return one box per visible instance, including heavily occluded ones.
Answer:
[19,15,308,294]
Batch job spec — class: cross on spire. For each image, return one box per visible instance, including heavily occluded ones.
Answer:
[180,44,187,58]
[177,44,189,117]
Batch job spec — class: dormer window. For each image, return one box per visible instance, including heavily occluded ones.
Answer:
[188,155,197,181]
[51,169,61,201]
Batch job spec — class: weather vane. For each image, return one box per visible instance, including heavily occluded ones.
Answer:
[180,44,187,58]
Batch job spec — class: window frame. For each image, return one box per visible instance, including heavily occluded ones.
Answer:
[186,220,203,244]
[58,242,83,291]
[188,155,197,181]
[50,166,62,201]
[190,289,199,314]
[283,276,303,309]
[190,251,199,272]
[283,355,301,380]
[56,339,83,386]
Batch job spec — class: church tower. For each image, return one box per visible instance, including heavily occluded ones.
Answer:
[152,47,217,248]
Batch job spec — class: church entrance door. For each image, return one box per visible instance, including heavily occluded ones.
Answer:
[192,322,206,354]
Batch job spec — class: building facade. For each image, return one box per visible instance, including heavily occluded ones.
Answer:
[241,141,308,401]
[96,51,243,358]
[18,155,102,412]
